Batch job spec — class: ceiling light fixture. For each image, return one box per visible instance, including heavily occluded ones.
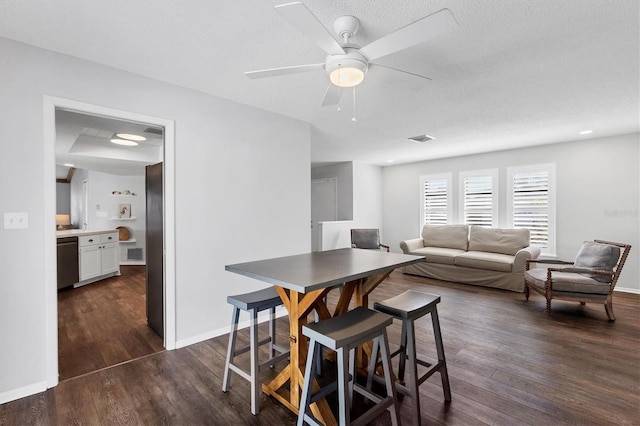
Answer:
[111,138,138,147]
[63,163,75,167]
[326,50,368,88]
[579,130,593,135]
[116,133,146,142]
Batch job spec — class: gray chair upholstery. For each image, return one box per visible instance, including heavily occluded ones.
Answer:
[351,229,389,252]
[524,240,631,320]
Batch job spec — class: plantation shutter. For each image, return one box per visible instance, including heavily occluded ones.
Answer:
[423,177,449,225]
[463,175,494,226]
[512,170,549,248]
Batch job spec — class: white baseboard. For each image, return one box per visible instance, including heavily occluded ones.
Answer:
[175,308,288,349]
[614,286,640,294]
[0,381,47,405]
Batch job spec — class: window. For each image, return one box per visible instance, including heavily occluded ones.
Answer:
[459,169,498,227]
[507,164,556,255]
[420,173,452,226]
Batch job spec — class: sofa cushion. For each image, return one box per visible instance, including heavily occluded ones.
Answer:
[422,225,469,251]
[573,241,620,282]
[409,247,466,265]
[468,226,530,255]
[525,268,611,294]
[454,251,514,272]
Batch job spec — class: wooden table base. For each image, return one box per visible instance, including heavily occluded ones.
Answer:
[263,269,395,425]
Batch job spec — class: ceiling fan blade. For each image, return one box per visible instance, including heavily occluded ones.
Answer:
[275,2,345,55]
[244,63,325,79]
[368,64,431,91]
[320,84,343,106]
[359,8,458,61]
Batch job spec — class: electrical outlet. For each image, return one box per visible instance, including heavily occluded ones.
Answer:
[4,212,29,229]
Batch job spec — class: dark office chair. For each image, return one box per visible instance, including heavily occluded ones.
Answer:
[351,228,389,252]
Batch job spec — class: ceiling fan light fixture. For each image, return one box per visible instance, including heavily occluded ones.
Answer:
[116,133,146,142]
[111,138,138,147]
[330,66,365,88]
[326,51,368,88]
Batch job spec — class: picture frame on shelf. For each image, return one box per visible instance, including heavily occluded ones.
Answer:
[118,203,131,219]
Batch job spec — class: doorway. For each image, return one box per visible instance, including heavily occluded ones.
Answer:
[311,178,337,252]
[44,96,176,388]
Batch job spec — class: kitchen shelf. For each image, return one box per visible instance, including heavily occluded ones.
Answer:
[110,217,137,221]
[119,238,137,244]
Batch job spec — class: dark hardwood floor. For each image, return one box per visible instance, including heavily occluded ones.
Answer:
[2,270,639,425]
[57,265,164,381]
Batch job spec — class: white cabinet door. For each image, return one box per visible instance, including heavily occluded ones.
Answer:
[101,242,119,275]
[79,244,101,280]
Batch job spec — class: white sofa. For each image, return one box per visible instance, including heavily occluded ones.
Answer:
[400,225,541,292]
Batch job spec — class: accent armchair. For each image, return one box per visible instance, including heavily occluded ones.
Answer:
[524,240,631,320]
[351,229,389,252]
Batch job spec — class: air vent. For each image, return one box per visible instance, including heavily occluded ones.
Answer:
[144,127,163,136]
[127,248,144,261]
[408,134,435,143]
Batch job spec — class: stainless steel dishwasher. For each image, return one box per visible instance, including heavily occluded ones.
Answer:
[57,236,79,289]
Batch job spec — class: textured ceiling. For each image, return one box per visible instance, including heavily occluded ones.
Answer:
[1,0,638,166]
[55,110,163,178]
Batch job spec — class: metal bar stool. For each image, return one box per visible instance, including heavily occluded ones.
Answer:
[298,307,400,426]
[369,290,451,426]
[222,286,289,415]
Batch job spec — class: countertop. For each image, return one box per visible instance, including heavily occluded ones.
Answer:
[56,229,118,239]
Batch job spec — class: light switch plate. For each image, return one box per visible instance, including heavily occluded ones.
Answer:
[4,212,29,229]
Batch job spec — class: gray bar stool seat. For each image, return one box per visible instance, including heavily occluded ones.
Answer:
[298,307,400,426]
[222,286,289,415]
[369,290,451,426]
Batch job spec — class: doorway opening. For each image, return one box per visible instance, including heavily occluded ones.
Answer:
[311,178,337,252]
[44,96,176,388]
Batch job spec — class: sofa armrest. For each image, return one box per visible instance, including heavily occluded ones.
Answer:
[400,238,424,254]
[513,246,542,272]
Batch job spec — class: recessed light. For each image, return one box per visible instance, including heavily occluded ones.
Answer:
[111,138,138,146]
[579,130,593,135]
[63,163,75,167]
[386,159,394,163]
[116,133,146,142]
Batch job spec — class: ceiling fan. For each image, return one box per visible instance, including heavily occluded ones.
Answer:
[245,2,458,107]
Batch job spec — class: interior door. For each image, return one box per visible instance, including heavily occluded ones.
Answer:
[146,162,164,337]
[311,178,337,252]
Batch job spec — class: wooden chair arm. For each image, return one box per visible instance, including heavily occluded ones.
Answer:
[527,259,574,265]
[379,244,390,252]
[526,258,573,270]
[552,267,613,275]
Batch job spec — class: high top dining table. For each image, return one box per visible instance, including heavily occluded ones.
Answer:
[225,248,424,425]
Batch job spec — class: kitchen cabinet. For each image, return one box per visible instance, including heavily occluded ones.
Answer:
[78,232,120,282]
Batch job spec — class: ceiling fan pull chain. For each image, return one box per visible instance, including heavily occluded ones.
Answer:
[352,87,357,122]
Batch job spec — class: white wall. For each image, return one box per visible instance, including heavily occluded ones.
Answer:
[382,133,640,292]
[55,183,70,215]
[353,163,383,236]
[0,37,310,402]
[83,171,147,263]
